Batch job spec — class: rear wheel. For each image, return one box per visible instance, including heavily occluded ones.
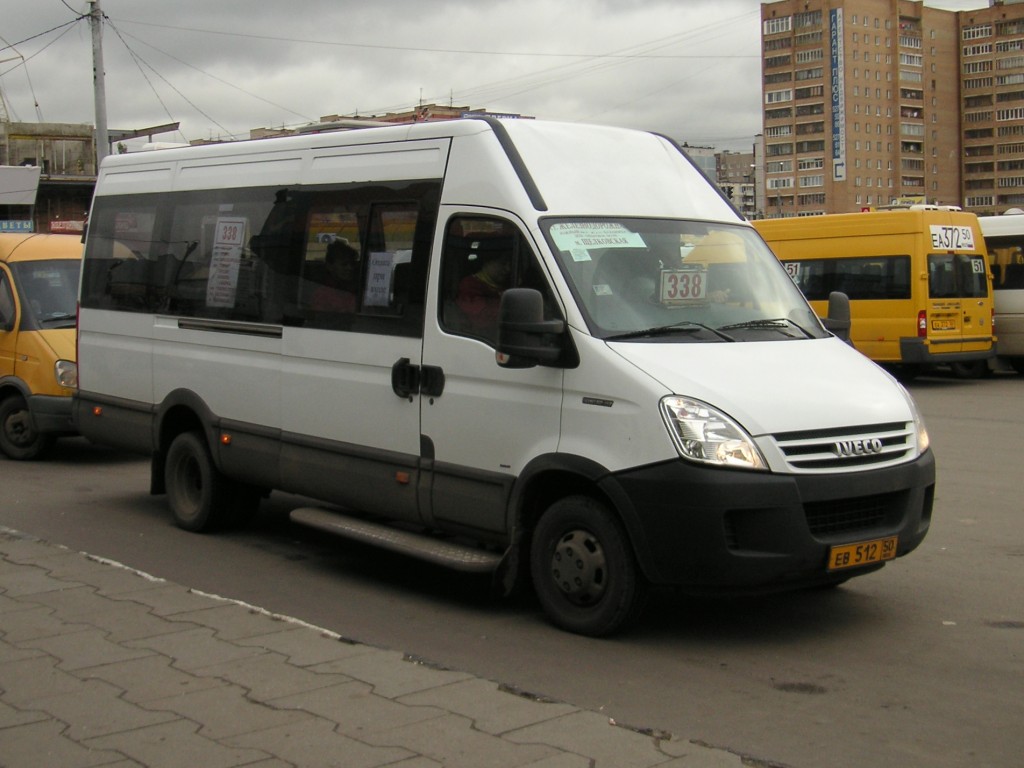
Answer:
[0,395,54,461]
[950,360,989,379]
[165,431,237,531]
[530,495,647,637]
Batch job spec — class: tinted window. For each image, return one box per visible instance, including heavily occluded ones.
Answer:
[81,181,440,337]
[439,216,559,345]
[928,253,988,299]
[985,235,1024,290]
[783,255,911,301]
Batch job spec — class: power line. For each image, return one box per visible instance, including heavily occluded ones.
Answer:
[114,27,314,126]
[109,17,760,61]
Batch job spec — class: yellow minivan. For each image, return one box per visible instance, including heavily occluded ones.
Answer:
[0,233,81,459]
[753,208,996,378]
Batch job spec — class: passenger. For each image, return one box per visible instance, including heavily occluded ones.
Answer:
[456,251,511,337]
[311,240,359,313]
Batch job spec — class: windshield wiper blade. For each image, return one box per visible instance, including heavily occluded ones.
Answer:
[40,312,76,325]
[717,318,814,338]
[605,321,736,342]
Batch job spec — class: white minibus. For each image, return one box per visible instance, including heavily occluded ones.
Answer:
[978,210,1024,373]
[75,118,934,635]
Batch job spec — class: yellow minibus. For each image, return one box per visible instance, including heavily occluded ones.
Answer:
[0,233,81,459]
[754,208,995,378]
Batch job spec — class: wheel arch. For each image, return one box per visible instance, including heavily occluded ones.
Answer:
[498,453,654,594]
[150,389,219,495]
[0,376,32,405]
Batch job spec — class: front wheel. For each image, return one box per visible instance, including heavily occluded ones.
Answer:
[165,431,237,532]
[530,495,647,637]
[0,395,54,461]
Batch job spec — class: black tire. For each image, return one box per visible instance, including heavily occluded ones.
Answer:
[888,364,922,382]
[530,495,647,637]
[165,431,236,532]
[1010,358,1024,375]
[950,360,989,379]
[0,395,54,461]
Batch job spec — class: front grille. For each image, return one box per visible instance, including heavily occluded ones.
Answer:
[805,490,906,536]
[772,422,916,473]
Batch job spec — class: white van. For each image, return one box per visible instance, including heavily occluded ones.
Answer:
[75,118,934,636]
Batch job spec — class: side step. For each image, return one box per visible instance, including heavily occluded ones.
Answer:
[289,507,503,574]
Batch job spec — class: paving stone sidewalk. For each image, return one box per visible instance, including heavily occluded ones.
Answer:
[0,528,748,768]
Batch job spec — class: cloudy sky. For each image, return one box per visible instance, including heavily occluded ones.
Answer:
[0,0,988,153]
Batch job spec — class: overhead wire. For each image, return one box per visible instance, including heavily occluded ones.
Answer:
[104,21,215,141]
[7,6,762,146]
[112,26,315,130]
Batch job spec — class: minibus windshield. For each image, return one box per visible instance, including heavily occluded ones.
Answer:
[543,218,826,342]
[12,260,80,330]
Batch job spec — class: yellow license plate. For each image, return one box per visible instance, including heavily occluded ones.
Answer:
[827,536,898,571]
[931,319,956,331]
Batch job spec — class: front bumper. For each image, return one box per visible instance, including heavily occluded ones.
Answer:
[602,450,935,592]
[29,394,76,436]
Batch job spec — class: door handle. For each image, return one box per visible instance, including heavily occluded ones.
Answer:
[391,357,420,399]
[391,358,445,399]
[420,365,445,398]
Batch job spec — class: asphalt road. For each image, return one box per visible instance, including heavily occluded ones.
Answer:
[2,371,1021,768]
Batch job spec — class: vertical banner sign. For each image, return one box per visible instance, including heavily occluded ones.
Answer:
[830,8,847,182]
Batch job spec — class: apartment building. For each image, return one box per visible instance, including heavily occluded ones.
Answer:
[761,0,962,216]
[959,2,1024,214]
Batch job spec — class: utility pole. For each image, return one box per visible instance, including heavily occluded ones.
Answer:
[89,0,109,166]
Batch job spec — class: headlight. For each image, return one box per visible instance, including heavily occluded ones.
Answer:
[897,384,929,455]
[660,396,766,470]
[55,360,78,390]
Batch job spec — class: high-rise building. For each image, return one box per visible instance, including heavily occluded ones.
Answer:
[760,0,963,216]
[958,2,1024,214]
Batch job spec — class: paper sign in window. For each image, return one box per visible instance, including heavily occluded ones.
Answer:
[206,217,247,308]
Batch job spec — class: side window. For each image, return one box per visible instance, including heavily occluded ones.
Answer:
[300,204,362,319]
[82,180,438,337]
[297,195,432,336]
[440,216,558,345]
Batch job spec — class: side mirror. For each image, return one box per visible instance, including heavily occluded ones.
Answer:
[822,291,852,343]
[496,288,566,368]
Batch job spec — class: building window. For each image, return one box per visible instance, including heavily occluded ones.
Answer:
[795,48,823,63]
[963,60,994,74]
[963,43,993,57]
[764,17,792,35]
[963,24,993,41]
[793,10,821,28]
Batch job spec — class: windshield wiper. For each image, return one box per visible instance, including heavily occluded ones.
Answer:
[39,312,76,325]
[605,321,736,342]
[717,318,814,338]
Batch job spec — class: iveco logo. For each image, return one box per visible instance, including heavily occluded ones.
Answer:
[833,438,884,458]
